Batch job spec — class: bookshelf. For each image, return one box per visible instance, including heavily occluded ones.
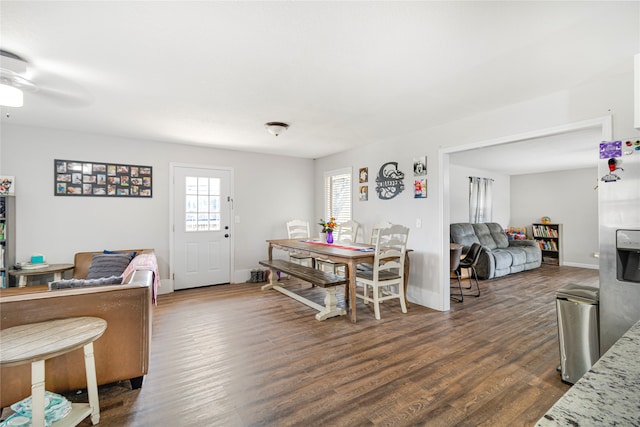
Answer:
[532,223,562,266]
[0,195,16,287]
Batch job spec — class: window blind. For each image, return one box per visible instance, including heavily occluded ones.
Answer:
[324,168,352,225]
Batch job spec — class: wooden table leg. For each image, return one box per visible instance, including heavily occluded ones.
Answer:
[83,342,100,425]
[348,259,357,323]
[31,360,46,427]
[262,244,276,290]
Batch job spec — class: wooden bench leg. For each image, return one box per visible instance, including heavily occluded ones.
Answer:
[261,268,277,290]
[315,287,346,321]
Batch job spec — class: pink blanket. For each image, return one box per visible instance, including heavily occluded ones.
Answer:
[122,253,160,304]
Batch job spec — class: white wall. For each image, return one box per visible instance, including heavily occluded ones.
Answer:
[511,167,599,268]
[448,164,510,226]
[0,124,315,288]
[315,67,639,312]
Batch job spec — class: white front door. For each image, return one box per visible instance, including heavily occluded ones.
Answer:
[172,165,232,290]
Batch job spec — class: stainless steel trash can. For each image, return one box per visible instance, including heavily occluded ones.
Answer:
[556,284,600,384]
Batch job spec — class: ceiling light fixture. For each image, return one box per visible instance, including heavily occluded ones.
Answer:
[1,50,29,107]
[0,83,23,107]
[265,122,289,137]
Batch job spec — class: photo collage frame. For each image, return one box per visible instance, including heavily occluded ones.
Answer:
[54,159,152,197]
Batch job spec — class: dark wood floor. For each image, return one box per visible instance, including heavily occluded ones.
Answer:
[70,264,598,426]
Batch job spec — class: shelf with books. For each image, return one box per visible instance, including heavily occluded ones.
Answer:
[0,195,15,287]
[532,223,562,266]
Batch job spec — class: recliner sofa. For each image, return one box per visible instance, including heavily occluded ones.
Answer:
[450,223,541,280]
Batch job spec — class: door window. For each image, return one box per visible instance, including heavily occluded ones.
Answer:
[185,176,221,231]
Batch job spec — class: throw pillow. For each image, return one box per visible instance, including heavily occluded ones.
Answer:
[103,250,137,261]
[87,253,132,279]
[49,275,123,290]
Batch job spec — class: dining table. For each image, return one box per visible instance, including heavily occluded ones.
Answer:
[266,238,411,323]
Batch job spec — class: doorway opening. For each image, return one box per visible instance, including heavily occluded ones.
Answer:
[439,116,612,310]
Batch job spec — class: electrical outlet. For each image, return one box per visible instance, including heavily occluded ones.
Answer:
[416,218,422,228]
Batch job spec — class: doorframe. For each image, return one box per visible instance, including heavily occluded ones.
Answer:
[438,116,612,310]
[168,162,235,293]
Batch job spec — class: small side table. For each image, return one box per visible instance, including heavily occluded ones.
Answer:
[0,317,107,427]
[8,263,74,287]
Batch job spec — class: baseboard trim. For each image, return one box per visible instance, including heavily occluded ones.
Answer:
[562,262,599,270]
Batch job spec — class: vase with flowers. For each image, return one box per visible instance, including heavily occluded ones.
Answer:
[318,217,337,244]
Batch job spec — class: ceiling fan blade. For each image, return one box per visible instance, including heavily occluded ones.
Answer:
[33,83,94,107]
[1,49,94,108]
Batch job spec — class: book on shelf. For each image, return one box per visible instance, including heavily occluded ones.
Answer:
[533,224,559,238]
[536,239,559,252]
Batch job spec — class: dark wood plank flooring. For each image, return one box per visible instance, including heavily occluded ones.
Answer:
[69,264,598,426]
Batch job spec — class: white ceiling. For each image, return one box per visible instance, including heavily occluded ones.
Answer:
[1,1,638,162]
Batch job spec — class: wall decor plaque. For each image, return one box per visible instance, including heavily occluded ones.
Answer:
[54,159,152,197]
[375,161,405,200]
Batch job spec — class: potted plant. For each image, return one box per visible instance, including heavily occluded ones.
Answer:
[318,217,337,244]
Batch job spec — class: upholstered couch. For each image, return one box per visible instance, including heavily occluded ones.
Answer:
[0,249,157,408]
[450,223,541,280]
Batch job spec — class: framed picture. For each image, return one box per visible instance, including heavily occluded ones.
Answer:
[359,185,368,201]
[413,156,427,176]
[359,167,368,183]
[414,179,427,199]
[0,176,15,195]
[54,159,152,197]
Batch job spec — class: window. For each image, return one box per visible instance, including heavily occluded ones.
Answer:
[324,167,352,224]
[185,176,221,231]
[468,176,493,223]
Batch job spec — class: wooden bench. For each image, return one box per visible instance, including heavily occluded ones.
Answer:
[259,259,348,321]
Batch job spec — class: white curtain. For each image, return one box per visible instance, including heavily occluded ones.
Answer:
[469,177,493,223]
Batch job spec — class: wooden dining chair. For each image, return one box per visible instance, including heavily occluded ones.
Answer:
[286,219,314,268]
[316,220,361,275]
[355,224,409,320]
